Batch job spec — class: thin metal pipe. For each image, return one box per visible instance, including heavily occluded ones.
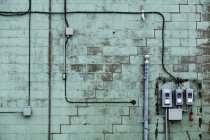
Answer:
[48,0,52,139]
[144,55,149,140]
[165,108,168,140]
[28,0,31,106]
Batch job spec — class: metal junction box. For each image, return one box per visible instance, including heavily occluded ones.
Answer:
[176,89,183,105]
[23,106,32,117]
[186,88,194,105]
[162,89,172,107]
[65,27,74,36]
[168,109,182,120]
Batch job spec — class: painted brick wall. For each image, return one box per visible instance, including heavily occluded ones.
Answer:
[0,0,209,140]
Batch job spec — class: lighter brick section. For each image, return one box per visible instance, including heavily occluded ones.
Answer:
[103,47,137,55]
[61,125,112,133]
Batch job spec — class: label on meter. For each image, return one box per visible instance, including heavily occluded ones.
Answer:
[165,99,170,105]
[177,98,182,103]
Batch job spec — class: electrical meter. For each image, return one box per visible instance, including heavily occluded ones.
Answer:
[186,88,193,105]
[162,89,172,107]
[176,89,183,105]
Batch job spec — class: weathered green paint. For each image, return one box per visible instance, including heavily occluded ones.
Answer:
[0,0,209,140]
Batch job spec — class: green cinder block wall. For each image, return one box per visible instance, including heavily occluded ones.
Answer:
[0,0,209,140]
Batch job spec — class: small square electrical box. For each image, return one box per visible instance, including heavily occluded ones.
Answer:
[23,106,32,117]
[168,109,182,120]
[65,27,74,36]
[162,89,172,107]
[186,88,193,105]
[176,89,183,105]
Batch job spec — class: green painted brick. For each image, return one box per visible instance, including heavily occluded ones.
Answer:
[105,133,140,140]
[53,134,69,140]
[171,13,201,22]
[0,0,209,140]
[166,22,197,30]
[197,21,209,29]
[62,124,112,133]
[78,106,129,116]
[113,124,143,133]
[180,5,196,13]
[69,133,104,140]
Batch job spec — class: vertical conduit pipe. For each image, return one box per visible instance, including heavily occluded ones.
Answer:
[144,55,149,140]
[165,108,168,140]
[28,0,31,106]
[48,0,52,139]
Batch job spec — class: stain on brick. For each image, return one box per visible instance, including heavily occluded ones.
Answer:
[102,56,113,63]
[101,38,111,46]
[207,95,210,104]
[203,95,210,104]
[181,56,197,64]
[204,73,210,80]
[196,64,202,72]
[208,6,210,12]
[203,56,210,63]
[173,65,189,72]
[87,47,103,55]
[201,48,210,55]
[208,121,210,135]
[138,47,149,55]
[199,29,210,38]
[105,64,122,73]
[202,14,210,21]
[87,64,103,72]
[96,73,113,81]
[83,90,95,98]
[71,64,86,72]
[203,64,210,72]
[99,108,108,115]
[133,39,145,47]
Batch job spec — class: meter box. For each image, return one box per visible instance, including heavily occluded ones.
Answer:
[162,89,172,107]
[186,88,194,105]
[168,109,182,120]
[176,89,183,105]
